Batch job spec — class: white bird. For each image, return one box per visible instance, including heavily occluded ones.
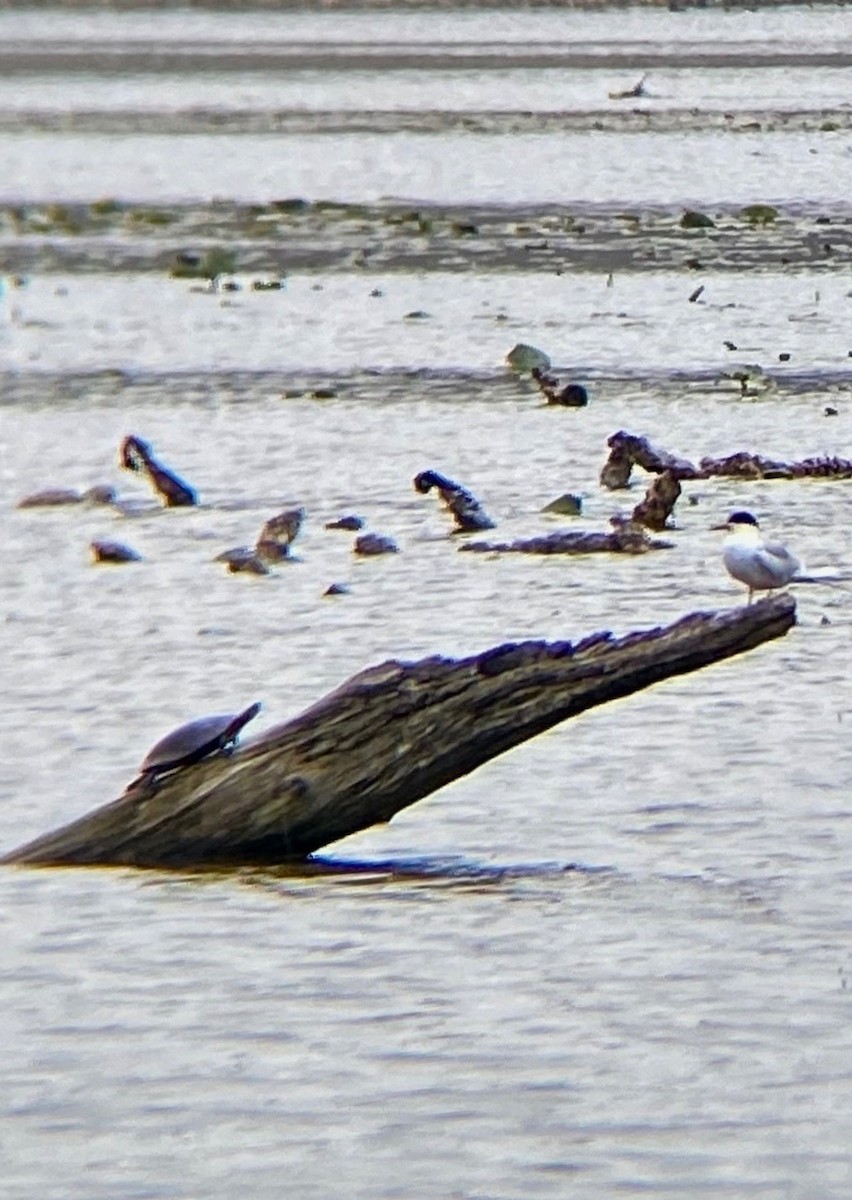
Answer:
[714,510,802,603]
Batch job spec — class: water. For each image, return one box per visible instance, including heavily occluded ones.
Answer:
[3,128,852,206]
[4,270,852,373]
[3,66,850,118]
[2,5,852,1197]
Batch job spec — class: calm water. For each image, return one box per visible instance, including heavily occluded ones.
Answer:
[3,128,852,206]
[2,5,852,1198]
[4,270,852,373]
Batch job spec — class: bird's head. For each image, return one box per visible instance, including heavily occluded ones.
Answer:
[712,510,760,532]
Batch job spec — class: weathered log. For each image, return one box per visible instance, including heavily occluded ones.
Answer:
[600,436,852,487]
[629,469,681,531]
[218,506,306,571]
[414,469,495,532]
[600,431,702,490]
[599,437,633,490]
[3,594,795,871]
[256,507,305,560]
[458,521,673,555]
[120,434,197,507]
[699,451,852,479]
[531,367,589,408]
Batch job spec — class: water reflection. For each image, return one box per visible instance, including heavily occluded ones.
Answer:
[240,854,591,893]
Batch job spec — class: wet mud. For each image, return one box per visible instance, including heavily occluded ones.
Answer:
[1,196,849,277]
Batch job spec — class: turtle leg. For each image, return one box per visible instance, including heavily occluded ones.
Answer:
[217,731,245,759]
[124,771,160,798]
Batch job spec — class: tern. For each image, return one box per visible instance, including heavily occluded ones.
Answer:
[713,510,802,603]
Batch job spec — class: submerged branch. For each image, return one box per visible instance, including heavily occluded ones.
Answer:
[600,430,852,489]
[629,470,681,531]
[458,523,673,554]
[600,431,702,490]
[414,469,495,532]
[700,451,852,479]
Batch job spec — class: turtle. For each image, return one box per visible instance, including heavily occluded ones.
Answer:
[91,539,142,564]
[129,701,261,791]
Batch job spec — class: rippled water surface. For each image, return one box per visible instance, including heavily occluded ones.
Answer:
[2,5,852,1198]
[5,270,852,373]
[4,128,852,206]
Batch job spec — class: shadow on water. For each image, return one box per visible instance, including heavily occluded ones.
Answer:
[132,854,617,897]
[132,858,785,924]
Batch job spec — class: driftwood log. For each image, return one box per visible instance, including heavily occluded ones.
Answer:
[600,431,852,488]
[216,506,305,573]
[459,522,672,555]
[629,470,681,531]
[600,431,702,490]
[699,451,852,479]
[120,434,197,507]
[3,594,795,871]
[531,367,589,408]
[414,469,495,532]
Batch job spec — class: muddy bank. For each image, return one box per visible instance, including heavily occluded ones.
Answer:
[2,108,850,138]
[4,45,852,75]
[0,0,831,13]
[1,198,848,277]
[1,366,849,409]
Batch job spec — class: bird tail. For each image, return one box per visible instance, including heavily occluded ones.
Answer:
[792,573,852,592]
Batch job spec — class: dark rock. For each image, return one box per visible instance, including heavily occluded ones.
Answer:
[91,540,141,564]
[354,533,399,556]
[325,515,365,531]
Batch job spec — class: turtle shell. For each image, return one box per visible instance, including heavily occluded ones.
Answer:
[140,701,261,778]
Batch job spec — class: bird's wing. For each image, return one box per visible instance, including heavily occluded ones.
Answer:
[757,541,802,579]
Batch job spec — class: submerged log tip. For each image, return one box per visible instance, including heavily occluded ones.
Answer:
[460,525,672,555]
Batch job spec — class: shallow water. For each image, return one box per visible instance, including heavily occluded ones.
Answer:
[3,65,850,118]
[5,270,852,374]
[2,5,852,1199]
[4,127,852,206]
[1,4,848,45]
